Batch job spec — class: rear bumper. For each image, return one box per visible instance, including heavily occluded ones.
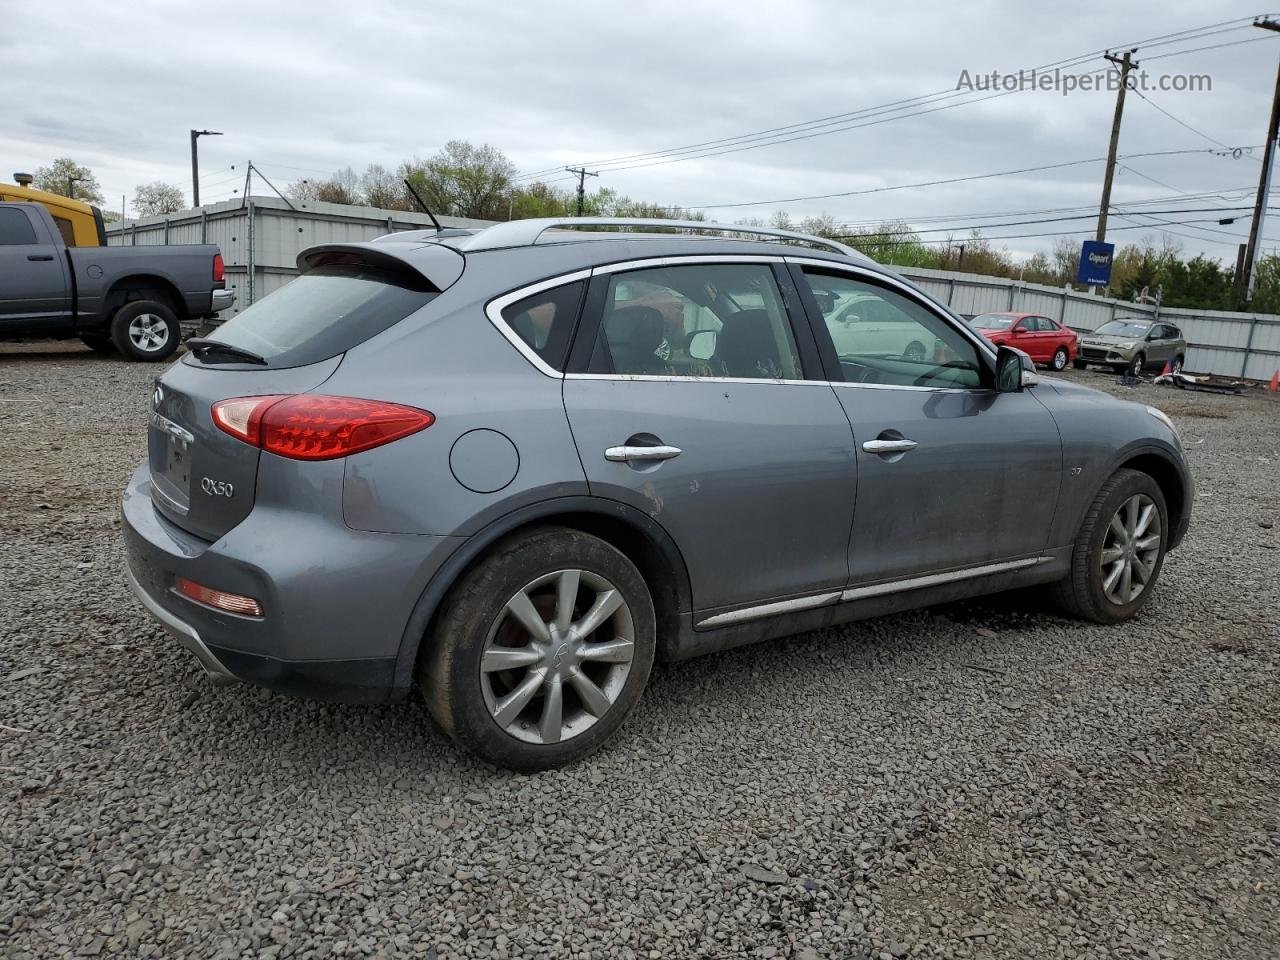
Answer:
[210,288,235,314]
[121,461,462,703]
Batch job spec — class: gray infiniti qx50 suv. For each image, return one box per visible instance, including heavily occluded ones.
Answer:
[122,218,1192,770]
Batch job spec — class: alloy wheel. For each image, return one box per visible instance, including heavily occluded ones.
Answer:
[480,569,636,745]
[1099,493,1161,605]
[127,313,170,353]
[1130,355,1144,377]
[1052,348,1068,370]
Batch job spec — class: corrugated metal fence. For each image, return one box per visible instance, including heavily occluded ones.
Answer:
[895,265,1280,381]
[109,202,1280,381]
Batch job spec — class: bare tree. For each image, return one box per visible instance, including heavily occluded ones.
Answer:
[132,182,185,216]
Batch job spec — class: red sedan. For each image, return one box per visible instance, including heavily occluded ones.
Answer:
[970,312,1078,371]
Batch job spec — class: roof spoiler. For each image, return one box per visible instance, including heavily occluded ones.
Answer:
[298,242,465,292]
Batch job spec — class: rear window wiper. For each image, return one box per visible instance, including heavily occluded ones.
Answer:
[185,338,268,366]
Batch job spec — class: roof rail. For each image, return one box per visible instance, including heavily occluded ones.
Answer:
[449,217,870,261]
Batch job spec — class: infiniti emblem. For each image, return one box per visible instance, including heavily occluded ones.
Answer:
[552,642,570,669]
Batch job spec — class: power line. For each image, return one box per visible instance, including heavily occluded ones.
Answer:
[684,147,1255,210]
[823,186,1259,228]
[516,15,1265,179]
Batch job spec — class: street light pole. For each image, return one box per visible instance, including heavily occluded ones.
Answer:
[190,129,223,208]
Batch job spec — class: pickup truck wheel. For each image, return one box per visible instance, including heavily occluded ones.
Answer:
[79,334,115,354]
[111,300,179,362]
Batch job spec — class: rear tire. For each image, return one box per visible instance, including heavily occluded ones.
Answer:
[111,300,180,362]
[1051,347,1069,371]
[420,527,656,771]
[1171,354,1184,374]
[1050,468,1169,624]
[79,334,115,354]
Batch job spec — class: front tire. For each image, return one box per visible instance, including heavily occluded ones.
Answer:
[1051,468,1168,624]
[111,300,180,362]
[1051,347,1069,371]
[1129,353,1146,377]
[420,528,656,771]
[1072,359,1087,370]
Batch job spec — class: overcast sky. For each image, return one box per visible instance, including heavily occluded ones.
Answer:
[4,1,1279,263]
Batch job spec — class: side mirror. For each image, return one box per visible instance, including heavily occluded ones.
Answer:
[687,329,718,361]
[996,345,1039,392]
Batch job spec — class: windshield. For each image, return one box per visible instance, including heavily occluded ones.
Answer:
[971,313,1016,330]
[1093,319,1150,338]
[203,265,437,368]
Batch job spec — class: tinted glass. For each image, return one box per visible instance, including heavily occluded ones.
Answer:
[0,208,38,245]
[501,280,585,371]
[803,270,983,389]
[1094,320,1150,338]
[204,265,437,368]
[970,313,1015,330]
[592,263,803,380]
[52,216,76,246]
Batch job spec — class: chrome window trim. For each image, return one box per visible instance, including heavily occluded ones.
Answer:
[484,269,592,379]
[693,556,1048,629]
[564,372,829,385]
[784,256,1000,362]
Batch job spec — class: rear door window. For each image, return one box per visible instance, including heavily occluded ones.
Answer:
[0,208,38,245]
[588,262,804,380]
[202,264,438,368]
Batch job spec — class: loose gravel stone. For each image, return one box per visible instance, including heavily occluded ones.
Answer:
[2,343,1278,959]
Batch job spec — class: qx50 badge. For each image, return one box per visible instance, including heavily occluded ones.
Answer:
[201,477,234,498]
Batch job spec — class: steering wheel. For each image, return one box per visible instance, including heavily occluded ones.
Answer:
[913,360,974,387]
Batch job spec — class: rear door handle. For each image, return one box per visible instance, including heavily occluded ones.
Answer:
[27,254,54,261]
[605,444,682,462]
[862,438,918,454]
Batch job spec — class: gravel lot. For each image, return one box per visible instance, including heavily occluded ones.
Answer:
[2,342,1278,960]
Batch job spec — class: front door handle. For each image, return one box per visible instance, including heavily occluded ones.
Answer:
[862,438,918,455]
[27,254,54,261]
[605,444,682,463]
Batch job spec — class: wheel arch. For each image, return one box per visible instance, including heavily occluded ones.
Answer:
[390,496,693,699]
[102,274,187,322]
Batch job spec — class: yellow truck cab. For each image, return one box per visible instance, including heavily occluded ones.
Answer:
[0,174,107,247]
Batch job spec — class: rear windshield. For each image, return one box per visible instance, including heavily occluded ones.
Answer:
[202,264,437,368]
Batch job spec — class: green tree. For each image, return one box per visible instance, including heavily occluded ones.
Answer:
[402,141,515,220]
[132,181,185,216]
[33,158,104,204]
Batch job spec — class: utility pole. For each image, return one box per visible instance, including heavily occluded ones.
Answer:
[67,176,84,199]
[1241,18,1280,303]
[190,129,223,208]
[564,166,599,216]
[1096,49,1137,245]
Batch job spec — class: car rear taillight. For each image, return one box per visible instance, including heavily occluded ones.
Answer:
[211,395,434,460]
[212,252,225,283]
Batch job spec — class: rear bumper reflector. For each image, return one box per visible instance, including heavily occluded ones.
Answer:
[174,577,264,618]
